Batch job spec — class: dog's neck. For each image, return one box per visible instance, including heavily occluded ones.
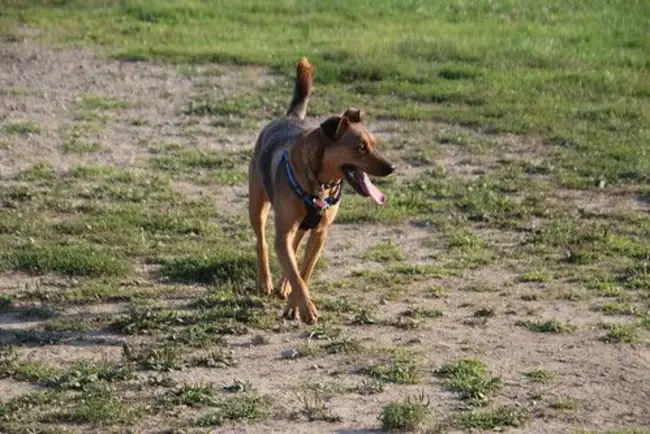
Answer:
[288,131,340,197]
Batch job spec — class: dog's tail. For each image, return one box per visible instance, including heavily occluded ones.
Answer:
[286,57,313,120]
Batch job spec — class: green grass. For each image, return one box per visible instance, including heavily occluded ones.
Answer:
[524,368,555,384]
[3,0,647,187]
[195,394,269,426]
[364,350,423,385]
[379,393,430,431]
[1,120,41,135]
[456,406,530,430]
[516,319,577,334]
[435,359,502,405]
[3,244,132,277]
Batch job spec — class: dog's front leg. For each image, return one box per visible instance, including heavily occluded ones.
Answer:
[275,229,305,299]
[275,225,318,324]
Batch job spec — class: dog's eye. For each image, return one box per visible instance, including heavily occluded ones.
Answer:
[357,144,368,155]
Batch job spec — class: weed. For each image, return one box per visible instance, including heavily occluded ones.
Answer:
[380,392,430,431]
[166,383,220,407]
[524,369,555,383]
[601,323,639,344]
[516,319,576,333]
[364,350,423,385]
[457,406,530,430]
[195,394,268,426]
[2,120,41,135]
[435,359,502,404]
[294,391,342,423]
[123,344,182,372]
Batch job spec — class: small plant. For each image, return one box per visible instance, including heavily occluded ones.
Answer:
[322,338,364,355]
[123,344,181,372]
[356,378,385,395]
[549,396,579,411]
[515,319,576,333]
[457,405,530,430]
[2,120,41,135]
[195,394,268,426]
[601,323,639,344]
[435,359,501,404]
[363,241,404,263]
[294,391,342,422]
[365,350,423,385]
[380,392,430,431]
[189,348,237,368]
[524,369,555,383]
[167,384,220,407]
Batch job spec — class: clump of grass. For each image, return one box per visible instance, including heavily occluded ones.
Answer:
[294,391,342,423]
[122,344,182,372]
[166,383,220,407]
[189,348,237,368]
[435,359,502,404]
[363,241,404,263]
[44,389,140,425]
[75,94,132,110]
[593,302,639,316]
[549,396,579,412]
[195,394,268,426]
[520,271,552,283]
[41,361,134,391]
[524,368,555,383]
[456,406,530,430]
[322,338,364,355]
[364,350,423,385]
[5,244,132,277]
[600,323,639,344]
[515,319,576,333]
[2,120,41,135]
[379,393,430,431]
[160,251,256,285]
[111,305,185,335]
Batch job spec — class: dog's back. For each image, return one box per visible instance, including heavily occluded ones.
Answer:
[250,58,314,201]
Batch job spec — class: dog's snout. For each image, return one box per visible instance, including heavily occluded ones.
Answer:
[381,162,395,176]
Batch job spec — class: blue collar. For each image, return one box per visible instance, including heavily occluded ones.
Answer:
[280,151,341,211]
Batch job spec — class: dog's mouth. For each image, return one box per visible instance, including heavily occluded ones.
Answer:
[342,165,386,205]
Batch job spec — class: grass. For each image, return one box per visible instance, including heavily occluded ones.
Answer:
[516,319,577,334]
[3,0,647,187]
[456,406,530,430]
[195,394,269,427]
[1,120,41,135]
[3,244,132,277]
[435,359,502,405]
[379,393,430,431]
[524,369,555,384]
[0,1,649,432]
[364,350,423,385]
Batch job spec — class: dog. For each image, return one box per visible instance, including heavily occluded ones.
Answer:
[248,57,395,324]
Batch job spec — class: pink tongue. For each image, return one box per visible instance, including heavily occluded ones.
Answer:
[359,171,386,205]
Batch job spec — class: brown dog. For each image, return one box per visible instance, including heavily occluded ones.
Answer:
[248,58,395,324]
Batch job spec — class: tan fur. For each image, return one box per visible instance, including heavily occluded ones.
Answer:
[248,58,394,324]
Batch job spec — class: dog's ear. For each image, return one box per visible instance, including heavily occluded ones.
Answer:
[335,116,350,139]
[320,116,342,141]
[343,107,364,123]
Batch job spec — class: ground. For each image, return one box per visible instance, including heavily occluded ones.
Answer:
[0,3,649,433]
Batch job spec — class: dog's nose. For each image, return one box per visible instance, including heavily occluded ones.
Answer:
[383,163,395,176]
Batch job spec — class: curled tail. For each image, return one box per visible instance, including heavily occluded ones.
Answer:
[286,57,313,120]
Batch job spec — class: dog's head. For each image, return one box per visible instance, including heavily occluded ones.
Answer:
[318,108,394,204]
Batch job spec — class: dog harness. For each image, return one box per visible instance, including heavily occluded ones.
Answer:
[279,151,342,230]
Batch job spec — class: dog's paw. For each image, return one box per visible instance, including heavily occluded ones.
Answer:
[259,279,273,296]
[282,305,299,320]
[298,300,318,325]
[275,277,291,299]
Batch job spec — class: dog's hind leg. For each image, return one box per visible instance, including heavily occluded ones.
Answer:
[248,173,273,295]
